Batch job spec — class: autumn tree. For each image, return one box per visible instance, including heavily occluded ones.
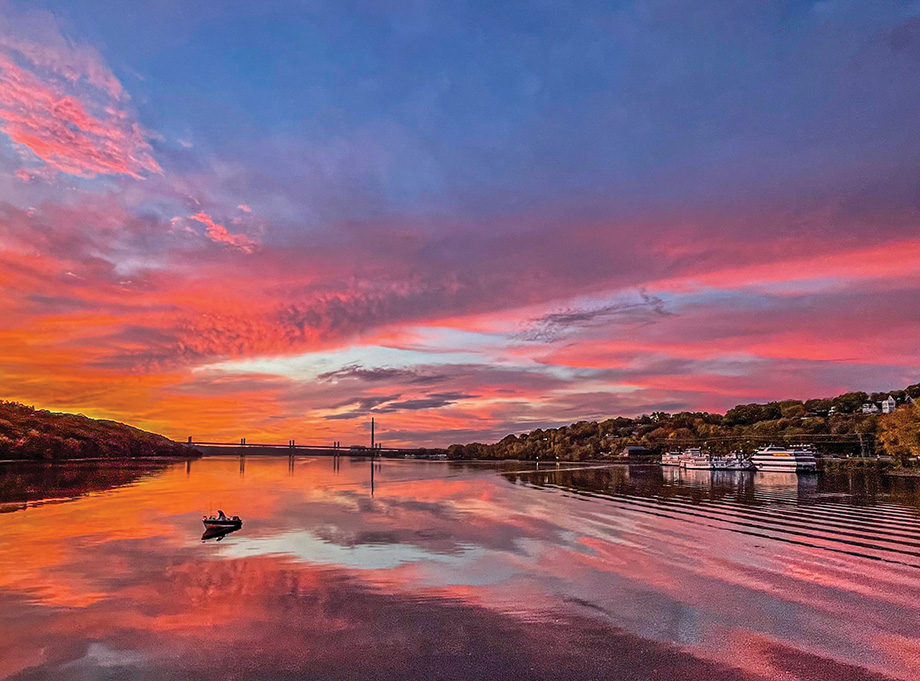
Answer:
[877,403,920,466]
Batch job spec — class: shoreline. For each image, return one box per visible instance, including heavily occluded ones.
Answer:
[0,454,198,465]
[450,457,920,477]
[2,454,917,478]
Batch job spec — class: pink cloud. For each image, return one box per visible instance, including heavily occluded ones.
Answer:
[653,236,920,293]
[0,28,159,179]
[190,211,260,253]
[0,16,125,101]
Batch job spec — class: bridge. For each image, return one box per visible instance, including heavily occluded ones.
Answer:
[183,439,446,458]
[184,417,446,458]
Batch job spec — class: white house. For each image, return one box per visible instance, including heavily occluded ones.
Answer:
[862,403,880,415]
[881,395,897,414]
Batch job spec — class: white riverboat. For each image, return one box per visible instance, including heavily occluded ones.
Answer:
[750,445,818,473]
[661,451,687,466]
[709,453,754,470]
[661,448,755,470]
[682,448,713,469]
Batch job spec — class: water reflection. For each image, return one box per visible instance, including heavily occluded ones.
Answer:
[201,525,241,542]
[0,459,172,505]
[0,457,918,681]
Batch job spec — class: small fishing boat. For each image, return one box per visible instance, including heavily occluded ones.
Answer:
[203,510,242,529]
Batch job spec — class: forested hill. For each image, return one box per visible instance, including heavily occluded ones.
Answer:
[0,401,191,460]
[448,385,920,462]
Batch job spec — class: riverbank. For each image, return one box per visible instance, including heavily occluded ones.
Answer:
[453,456,920,479]
[0,454,197,465]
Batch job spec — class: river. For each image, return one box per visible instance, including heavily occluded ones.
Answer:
[1,457,918,680]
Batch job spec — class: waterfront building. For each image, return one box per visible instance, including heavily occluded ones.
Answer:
[622,445,651,460]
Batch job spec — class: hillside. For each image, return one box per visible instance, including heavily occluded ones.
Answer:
[448,385,920,463]
[0,401,192,460]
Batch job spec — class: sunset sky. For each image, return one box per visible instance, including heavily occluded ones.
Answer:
[1,1,919,446]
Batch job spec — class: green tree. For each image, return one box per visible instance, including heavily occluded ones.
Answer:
[779,401,806,418]
[804,398,833,414]
[832,391,869,414]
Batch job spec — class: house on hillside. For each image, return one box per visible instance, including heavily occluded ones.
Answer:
[881,396,897,414]
[862,403,880,415]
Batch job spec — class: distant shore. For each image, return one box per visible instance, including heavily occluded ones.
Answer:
[450,456,920,477]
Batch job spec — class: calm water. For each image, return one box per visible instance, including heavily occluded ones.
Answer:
[1,457,919,681]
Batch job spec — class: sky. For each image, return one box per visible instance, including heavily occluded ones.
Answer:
[0,0,919,447]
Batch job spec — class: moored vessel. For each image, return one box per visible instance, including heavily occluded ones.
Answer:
[682,448,712,469]
[661,451,687,466]
[661,448,755,470]
[750,445,817,473]
[710,453,754,470]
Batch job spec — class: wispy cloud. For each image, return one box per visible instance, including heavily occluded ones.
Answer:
[516,291,673,343]
[0,16,158,179]
[317,364,449,385]
[189,211,260,253]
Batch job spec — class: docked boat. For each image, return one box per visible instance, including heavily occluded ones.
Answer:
[682,448,713,470]
[663,447,754,470]
[203,510,242,529]
[709,453,754,470]
[661,451,687,466]
[750,445,817,472]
